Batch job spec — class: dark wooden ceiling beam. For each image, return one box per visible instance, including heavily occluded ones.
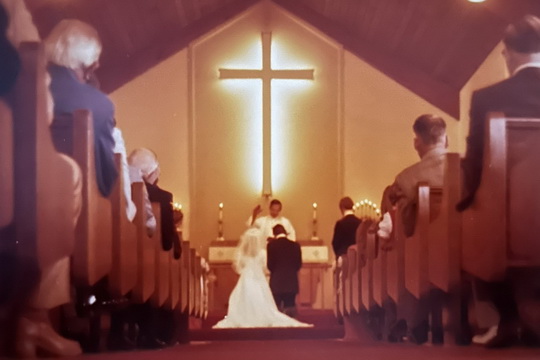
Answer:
[272,0,460,118]
[97,0,260,93]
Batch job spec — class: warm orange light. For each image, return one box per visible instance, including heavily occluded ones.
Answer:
[219,35,314,195]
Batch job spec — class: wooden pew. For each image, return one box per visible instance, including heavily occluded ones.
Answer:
[193,253,202,318]
[347,245,361,313]
[404,185,442,305]
[359,219,375,312]
[188,248,197,316]
[341,253,350,316]
[180,241,191,314]
[333,256,344,322]
[165,254,181,311]
[50,110,113,287]
[150,203,171,308]
[462,113,540,281]
[371,230,387,310]
[386,208,406,325]
[131,183,155,303]
[109,154,137,297]
[427,153,464,343]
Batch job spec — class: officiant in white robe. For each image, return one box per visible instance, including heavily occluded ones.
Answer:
[246,199,296,241]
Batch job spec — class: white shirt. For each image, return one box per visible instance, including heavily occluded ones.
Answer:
[112,128,137,222]
[246,214,296,241]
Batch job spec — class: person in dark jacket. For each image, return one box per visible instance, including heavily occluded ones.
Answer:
[267,224,302,317]
[332,196,362,258]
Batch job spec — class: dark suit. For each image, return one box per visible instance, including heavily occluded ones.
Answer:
[462,66,540,341]
[267,236,302,308]
[48,64,117,197]
[461,67,540,207]
[332,213,362,257]
[145,183,181,259]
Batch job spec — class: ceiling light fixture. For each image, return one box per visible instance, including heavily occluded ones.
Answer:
[468,0,486,3]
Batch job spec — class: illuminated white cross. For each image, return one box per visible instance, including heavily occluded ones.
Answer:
[219,32,314,197]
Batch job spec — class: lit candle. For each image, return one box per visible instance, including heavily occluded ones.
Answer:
[218,202,224,221]
[312,202,318,220]
[355,202,360,211]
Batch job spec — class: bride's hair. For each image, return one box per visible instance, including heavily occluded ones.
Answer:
[234,228,264,272]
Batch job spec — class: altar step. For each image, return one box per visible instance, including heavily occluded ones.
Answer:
[189,309,344,341]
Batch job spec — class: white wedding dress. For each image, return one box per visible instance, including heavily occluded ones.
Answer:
[213,229,312,328]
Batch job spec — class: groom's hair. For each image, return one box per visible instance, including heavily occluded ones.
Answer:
[272,224,286,236]
[269,199,282,208]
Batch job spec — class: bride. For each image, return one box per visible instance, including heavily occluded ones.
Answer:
[213,228,312,328]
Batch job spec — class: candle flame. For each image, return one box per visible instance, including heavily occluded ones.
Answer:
[312,202,318,209]
[219,203,224,209]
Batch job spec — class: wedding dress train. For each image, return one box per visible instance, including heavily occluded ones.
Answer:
[213,229,312,328]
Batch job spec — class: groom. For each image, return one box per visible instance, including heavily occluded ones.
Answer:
[267,225,302,317]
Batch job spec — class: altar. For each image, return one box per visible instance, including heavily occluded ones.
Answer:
[208,239,331,311]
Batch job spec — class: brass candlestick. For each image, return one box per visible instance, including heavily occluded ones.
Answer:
[217,202,225,241]
[311,202,319,240]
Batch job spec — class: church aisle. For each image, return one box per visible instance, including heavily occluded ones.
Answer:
[63,340,539,360]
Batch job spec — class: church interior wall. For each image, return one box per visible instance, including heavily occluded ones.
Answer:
[188,1,342,256]
[459,42,507,154]
[110,49,191,239]
[342,51,460,208]
[107,2,508,261]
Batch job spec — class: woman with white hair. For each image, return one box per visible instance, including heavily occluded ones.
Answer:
[45,19,118,197]
[126,148,157,237]
[128,148,179,256]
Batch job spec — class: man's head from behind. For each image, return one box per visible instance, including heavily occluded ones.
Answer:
[128,148,160,185]
[412,114,447,158]
[269,199,282,218]
[44,19,102,80]
[339,197,354,214]
[503,15,540,74]
[272,224,287,238]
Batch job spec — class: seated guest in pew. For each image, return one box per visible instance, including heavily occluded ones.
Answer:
[112,122,138,223]
[459,15,540,348]
[73,56,138,225]
[387,114,448,237]
[0,3,84,356]
[128,148,177,252]
[44,19,118,197]
[125,148,180,349]
[332,197,362,258]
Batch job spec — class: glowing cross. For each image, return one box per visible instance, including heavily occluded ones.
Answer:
[219,32,314,197]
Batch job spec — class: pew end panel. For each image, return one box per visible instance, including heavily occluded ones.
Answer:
[109,154,137,297]
[150,203,171,308]
[131,183,155,303]
[13,42,76,270]
[50,110,113,286]
[428,153,462,293]
[462,114,540,281]
[180,241,191,314]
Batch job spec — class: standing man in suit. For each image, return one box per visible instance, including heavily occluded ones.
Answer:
[458,15,540,347]
[332,197,362,258]
[267,225,302,317]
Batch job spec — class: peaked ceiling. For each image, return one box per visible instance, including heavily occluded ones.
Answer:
[24,0,540,118]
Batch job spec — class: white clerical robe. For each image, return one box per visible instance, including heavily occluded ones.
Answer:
[246,215,296,241]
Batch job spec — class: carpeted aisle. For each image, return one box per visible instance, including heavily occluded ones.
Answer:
[67,339,540,360]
